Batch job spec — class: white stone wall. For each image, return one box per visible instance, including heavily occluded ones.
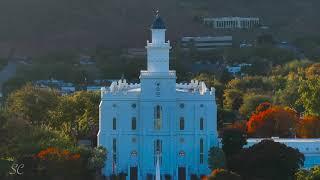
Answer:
[98,94,218,178]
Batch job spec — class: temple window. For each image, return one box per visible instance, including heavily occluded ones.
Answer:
[154,105,162,130]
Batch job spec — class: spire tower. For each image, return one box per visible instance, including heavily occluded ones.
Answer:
[146,11,171,73]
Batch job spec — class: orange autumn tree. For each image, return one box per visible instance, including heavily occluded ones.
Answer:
[297,115,320,138]
[247,106,298,138]
[34,147,84,178]
[204,169,242,180]
[35,147,80,161]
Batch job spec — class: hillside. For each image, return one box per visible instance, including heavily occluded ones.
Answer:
[0,0,319,56]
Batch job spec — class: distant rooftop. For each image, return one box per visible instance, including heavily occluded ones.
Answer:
[247,138,320,143]
[181,36,232,42]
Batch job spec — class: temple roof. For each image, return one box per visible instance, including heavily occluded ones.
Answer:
[151,13,166,29]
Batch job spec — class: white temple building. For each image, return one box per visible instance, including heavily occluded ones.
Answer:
[98,13,218,180]
[98,13,320,180]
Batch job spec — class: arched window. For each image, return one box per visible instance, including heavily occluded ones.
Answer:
[154,139,162,165]
[132,117,137,130]
[154,105,162,130]
[200,117,204,130]
[112,138,117,163]
[179,117,185,130]
[200,138,204,164]
[112,117,116,130]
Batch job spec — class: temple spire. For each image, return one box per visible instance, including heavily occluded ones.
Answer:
[145,11,171,73]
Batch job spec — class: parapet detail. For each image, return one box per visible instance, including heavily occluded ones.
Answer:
[101,79,141,95]
[101,79,215,97]
[146,40,171,48]
[176,80,215,96]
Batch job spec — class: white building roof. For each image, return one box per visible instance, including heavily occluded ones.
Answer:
[204,17,260,21]
[247,138,320,143]
[182,36,232,42]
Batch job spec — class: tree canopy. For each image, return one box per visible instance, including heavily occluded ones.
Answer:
[295,166,320,180]
[247,106,298,138]
[229,140,304,180]
[6,84,60,126]
[221,128,247,159]
[208,147,226,170]
[239,93,271,118]
[298,78,320,116]
[297,115,320,138]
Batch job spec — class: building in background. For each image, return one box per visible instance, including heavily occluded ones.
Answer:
[35,79,75,95]
[98,13,218,180]
[204,17,260,29]
[246,138,320,168]
[226,63,252,75]
[181,36,233,50]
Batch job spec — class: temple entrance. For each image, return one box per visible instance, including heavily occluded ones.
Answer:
[178,167,186,180]
[130,166,138,180]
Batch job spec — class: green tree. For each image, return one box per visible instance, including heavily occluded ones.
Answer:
[239,93,271,118]
[6,84,60,126]
[221,128,247,159]
[208,147,226,170]
[87,146,107,171]
[229,140,304,180]
[217,107,237,126]
[272,60,312,76]
[295,166,320,180]
[1,117,73,160]
[49,91,100,139]
[226,76,273,93]
[274,79,303,112]
[305,63,320,79]
[299,78,320,116]
[223,89,243,111]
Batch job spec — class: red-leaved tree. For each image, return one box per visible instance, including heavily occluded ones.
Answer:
[247,106,298,138]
